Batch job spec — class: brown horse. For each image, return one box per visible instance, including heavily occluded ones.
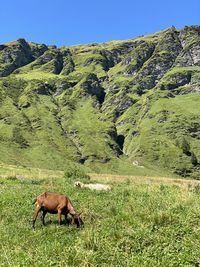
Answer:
[32,192,83,229]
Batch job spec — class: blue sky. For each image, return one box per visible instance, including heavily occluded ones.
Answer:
[1,0,199,46]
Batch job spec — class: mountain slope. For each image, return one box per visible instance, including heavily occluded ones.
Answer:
[0,26,200,177]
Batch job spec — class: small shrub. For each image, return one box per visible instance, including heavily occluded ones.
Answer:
[64,163,90,182]
[159,184,169,192]
[6,175,17,181]
[188,183,200,194]
[152,212,173,228]
[180,137,191,156]
[191,151,198,166]
[20,179,44,185]
[174,165,192,177]
[110,205,117,215]
[12,127,29,148]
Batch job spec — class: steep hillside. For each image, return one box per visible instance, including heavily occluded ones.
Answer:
[0,26,200,177]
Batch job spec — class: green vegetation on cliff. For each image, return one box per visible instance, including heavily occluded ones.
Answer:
[0,25,200,177]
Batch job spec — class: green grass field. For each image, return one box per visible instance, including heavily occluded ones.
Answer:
[1,171,200,266]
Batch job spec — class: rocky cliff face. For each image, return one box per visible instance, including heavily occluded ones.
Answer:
[0,26,200,177]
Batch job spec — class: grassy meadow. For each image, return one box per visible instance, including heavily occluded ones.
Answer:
[1,168,200,266]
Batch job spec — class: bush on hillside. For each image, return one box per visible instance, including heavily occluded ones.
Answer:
[181,137,191,156]
[64,163,90,182]
[191,151,198,166]
[174,165,192,177]
[12,127,29,148]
